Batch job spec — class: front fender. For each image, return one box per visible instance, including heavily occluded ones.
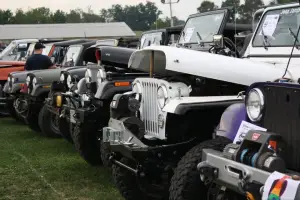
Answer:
[3,82,9,93]
[31,84,51,97]
[162,96,243,115]
[10,82,25,94]
[96,81,132,100]
[215,103,246,141]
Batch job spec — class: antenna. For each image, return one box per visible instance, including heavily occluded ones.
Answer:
[282,0,300,78]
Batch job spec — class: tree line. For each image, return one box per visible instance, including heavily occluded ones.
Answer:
[197,0,296,23]
[0,2,184,31]
[0,0,297,31]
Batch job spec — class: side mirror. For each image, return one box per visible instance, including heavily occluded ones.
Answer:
[213,35,224,49]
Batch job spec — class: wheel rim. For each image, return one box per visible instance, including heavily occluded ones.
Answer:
[50,112,60,134]
[14,97,28,119]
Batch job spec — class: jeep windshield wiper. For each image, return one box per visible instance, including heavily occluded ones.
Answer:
[196,32,204,47]
[288,27,300,50]
[261,28,271,50]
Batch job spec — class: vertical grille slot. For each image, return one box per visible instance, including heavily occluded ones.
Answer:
[262,85,300,171]
[139,79,159,137]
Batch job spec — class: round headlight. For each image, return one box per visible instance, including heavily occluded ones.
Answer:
[7,77,11,82]
[157,86,168,108]
[60,74,65,82]
[85,70,92,83]
[26,76,31,86]
[132,82,142,100]
[11,77,15,83]
[246,88,264,122]
[32,77,37,86]
[67,75,72,89]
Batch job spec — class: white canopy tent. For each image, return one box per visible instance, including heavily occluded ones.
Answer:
[0,22,136,40]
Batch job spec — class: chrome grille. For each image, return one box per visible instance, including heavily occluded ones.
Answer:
[139,79,160,137]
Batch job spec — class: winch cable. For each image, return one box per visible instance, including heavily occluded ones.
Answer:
[282,0,300,78]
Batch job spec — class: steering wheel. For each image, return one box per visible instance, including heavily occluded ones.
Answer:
[209,37,240,58]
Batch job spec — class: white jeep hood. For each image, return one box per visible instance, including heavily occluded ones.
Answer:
[129,46,295,86]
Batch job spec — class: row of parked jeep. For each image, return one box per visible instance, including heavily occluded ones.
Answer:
[2,3,300,200]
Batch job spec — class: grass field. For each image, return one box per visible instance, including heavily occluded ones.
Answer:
[0,117,123,200]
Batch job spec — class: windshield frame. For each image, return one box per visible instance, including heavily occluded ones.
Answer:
[252,5,300,48]
[42,44,53,56]
[178,8,229,45]
[61,45,83,67]
[0,41,17,59]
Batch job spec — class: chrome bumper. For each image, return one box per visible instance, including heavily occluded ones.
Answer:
[103,118,148,148]
[198,149,271,192]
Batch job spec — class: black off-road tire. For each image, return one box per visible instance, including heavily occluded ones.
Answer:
[169,137,231,200]
[100,140,112,168]
[7,100,20,121]
[112,158,143,200]
[73,124,102,165]
[26,108,41,132]
[58,117,73,143]
[38,105,61,138]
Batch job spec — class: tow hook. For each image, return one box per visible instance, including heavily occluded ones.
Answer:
[198,162,219,184]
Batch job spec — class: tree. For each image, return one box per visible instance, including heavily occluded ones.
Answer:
[197,1,218,13]
[12,9,28,24]
[221,0,241,22]
[51,10,67,23]
[25,7,52,24]
[66,9,82,23]
[239,0,264,24]
[0,9,14,24]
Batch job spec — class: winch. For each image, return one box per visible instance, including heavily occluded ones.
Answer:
[222,130,286,173]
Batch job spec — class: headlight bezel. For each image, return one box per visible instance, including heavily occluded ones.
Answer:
[85,69,92,83]
[157,85,168,109]
[246,88,264,122]
[32,77,37,87]
[60,74,65,82]
[132,82,142,101]
[67,75,72,89]
[26,76,31,86]
[96,68,106,86]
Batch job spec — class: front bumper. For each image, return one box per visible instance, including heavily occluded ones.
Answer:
[103,118,195,162]
[198,149,271,193]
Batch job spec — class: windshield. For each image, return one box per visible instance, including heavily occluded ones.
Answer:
[43,44,53,56]
[253,6,300,47]
[140,32,163,49]
[96,40,117,46]
[62,46,82,67]
[25,43,35,59]
[0,42,17,60]
[178,12,225,44]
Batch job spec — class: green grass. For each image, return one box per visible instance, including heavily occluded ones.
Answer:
[0,118,123,200]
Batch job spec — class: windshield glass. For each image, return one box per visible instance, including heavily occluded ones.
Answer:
[96,40,117,46]
[178,12,225,44]
[0,41,17,60]
[253,6,300,47]
[140,32,163,49]
[25,43,35,59]
[62,46,82,67]
[43,44,53,55]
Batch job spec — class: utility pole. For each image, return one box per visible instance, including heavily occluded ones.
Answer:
[161,0,180,43]
[161,0,180,27]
